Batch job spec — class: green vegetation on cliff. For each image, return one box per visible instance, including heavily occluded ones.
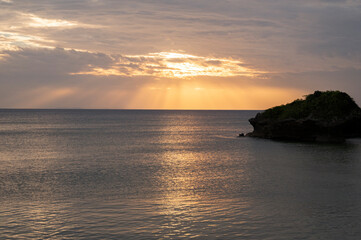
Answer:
[261,91,361,121]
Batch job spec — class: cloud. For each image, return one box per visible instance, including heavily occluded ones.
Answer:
[2,0,361,70]
[0,1,360,109]
[0,31,55,51]
[0,10,99,51]
[0,47,113,84]
[24,13,77,28]
[267,68,361,103]
[0,47,146,108]
[0,47,295,109]
[73,51,265,78]
[297,5,361,61]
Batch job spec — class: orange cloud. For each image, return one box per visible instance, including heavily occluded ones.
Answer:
[72,51,265,78]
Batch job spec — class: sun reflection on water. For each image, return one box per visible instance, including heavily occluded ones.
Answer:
[1,201,75,239]
[148,113,251,238]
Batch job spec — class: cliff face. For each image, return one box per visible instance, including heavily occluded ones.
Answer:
[247,91,361,142]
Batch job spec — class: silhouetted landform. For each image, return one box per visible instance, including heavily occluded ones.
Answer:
[247,91,361,142]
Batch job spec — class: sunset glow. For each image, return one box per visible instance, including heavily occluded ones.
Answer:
[0,31,54,50]
[72,52,264,78]
[1,2,360,239]
[0,1,360,109]
[26,14,77,28]
[126,81,304,110]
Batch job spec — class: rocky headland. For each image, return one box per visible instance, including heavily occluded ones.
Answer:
[247,91,361,143]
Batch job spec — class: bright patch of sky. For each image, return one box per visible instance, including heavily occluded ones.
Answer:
[0,0,360,109]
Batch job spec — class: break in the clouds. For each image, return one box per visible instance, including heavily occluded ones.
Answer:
[0,0,360,109]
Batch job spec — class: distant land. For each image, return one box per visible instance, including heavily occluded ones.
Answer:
[247,91,361,143]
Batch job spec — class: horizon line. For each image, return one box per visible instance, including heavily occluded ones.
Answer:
[0,107,263,111]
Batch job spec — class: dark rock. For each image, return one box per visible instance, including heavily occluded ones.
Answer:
[238,133,245,137]
[247,91,361,142]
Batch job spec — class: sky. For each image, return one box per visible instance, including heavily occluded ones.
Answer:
[0,0,360,109]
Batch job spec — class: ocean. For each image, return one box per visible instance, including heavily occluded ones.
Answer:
[1,109,361,239]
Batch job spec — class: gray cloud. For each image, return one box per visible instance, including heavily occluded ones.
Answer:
[267,68,361,104]
[3,1,361,66]
[0,47,154,108]
[0,48,112,81]
[0,0,360,108]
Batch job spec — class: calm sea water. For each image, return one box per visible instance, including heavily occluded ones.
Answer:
[1,109,361,239]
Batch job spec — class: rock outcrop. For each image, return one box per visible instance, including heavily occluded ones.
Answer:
[247,91,361,142]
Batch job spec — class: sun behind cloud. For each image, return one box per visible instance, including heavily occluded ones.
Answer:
[68,50,297,110]
[72,51,265,78]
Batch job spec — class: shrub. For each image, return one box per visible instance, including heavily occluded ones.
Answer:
[261,90,360,121]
